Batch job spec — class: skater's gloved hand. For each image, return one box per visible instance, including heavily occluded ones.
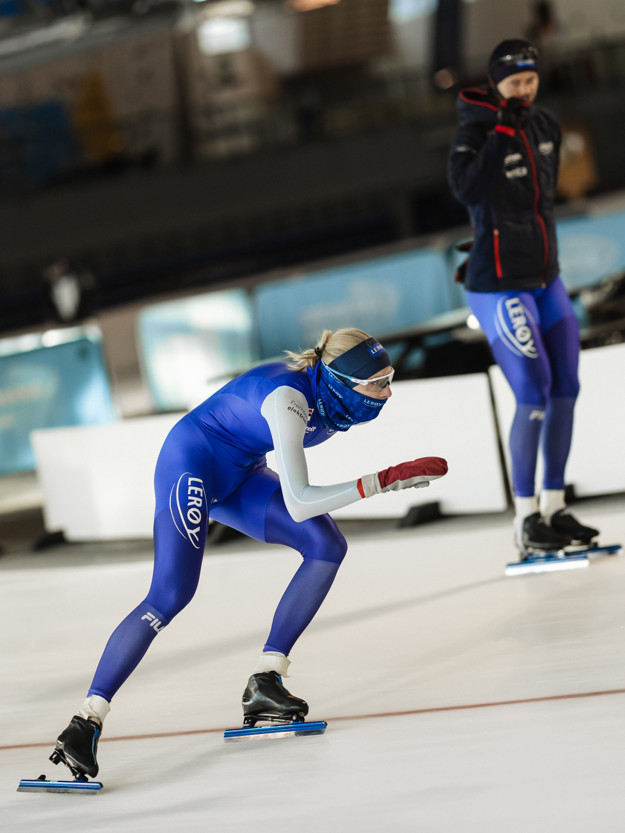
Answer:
[357,457,448,499]
[495,97,529,134]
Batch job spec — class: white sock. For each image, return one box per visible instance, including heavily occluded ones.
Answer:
[514,495,538,521]
[539,489,566,523]
[78,694,111,726]
[254,651,291,677]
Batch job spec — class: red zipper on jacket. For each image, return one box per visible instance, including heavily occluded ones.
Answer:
[519,127,549,286]
[493,228,503,278]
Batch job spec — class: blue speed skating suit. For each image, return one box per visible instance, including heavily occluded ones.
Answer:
[87,362,357,702]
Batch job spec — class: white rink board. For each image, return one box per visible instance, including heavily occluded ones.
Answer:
[32,375,507,541]
[31,414,182,541]
[489,341,625,497]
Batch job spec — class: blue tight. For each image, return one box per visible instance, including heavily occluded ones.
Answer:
[467,277,580,497]
[88,429,347,702]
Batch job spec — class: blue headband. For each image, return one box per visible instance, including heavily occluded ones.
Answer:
[328,337,390,383]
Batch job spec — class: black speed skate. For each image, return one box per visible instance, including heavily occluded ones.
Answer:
[549,509,599,545]
[17,716,104,794]
[50,715,101,778]
[521,512,569,555]
[507,512,621,577]
[224,671,326,741]
[242,671,309,727]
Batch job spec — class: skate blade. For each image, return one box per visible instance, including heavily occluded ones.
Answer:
[506,543,622,576]
[224,720,327,741]
[18,776,103,794]
[506,553,589,576]
[584,543,622,559]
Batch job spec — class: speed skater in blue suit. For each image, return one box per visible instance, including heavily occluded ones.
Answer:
[50,327,448,779]
[448,37,600,555]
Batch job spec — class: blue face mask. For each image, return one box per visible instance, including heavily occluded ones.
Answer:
[308,362,387,432]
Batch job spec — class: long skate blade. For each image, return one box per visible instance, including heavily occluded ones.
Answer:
[18,776,103,794]
[584,543,622,559]
[506,553,589,576]
[224,720,327,741]
[506,542,622,576]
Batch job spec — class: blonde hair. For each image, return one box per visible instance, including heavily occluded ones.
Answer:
[284,328,373,371]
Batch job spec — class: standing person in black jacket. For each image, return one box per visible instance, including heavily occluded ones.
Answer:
[448,39,599,556]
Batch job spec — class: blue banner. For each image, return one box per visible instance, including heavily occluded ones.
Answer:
[557,210,625,291]
[0,335,116,474]
[254,248,459,358]
[138,289,256,411]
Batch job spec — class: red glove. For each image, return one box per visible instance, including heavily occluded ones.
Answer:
[357,457,448,499]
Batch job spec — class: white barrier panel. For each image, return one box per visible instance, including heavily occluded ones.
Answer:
[32,375,508,541]
[489,342,625,498]
[31,414,182,541]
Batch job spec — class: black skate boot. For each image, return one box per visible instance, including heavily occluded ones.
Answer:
[521,512,570,555]
[50,715,101,778]
[549,509,599,545]
[242,671,309,727]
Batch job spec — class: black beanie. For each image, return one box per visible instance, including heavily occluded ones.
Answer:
[488,39,539,85]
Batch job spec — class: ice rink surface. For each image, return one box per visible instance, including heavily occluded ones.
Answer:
[2,496,625,832]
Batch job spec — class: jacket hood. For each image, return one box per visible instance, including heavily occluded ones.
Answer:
[456,84,537,128]
[456,86,499,127]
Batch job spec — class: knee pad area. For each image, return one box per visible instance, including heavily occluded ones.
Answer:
[145,582,197,623]
[298,518,348,565]
[512,371,551,409]
[264,488,347,564]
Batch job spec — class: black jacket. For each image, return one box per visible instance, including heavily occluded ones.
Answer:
[448,86,561,293]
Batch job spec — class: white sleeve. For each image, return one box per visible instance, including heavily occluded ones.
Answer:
[260,385,362,522]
